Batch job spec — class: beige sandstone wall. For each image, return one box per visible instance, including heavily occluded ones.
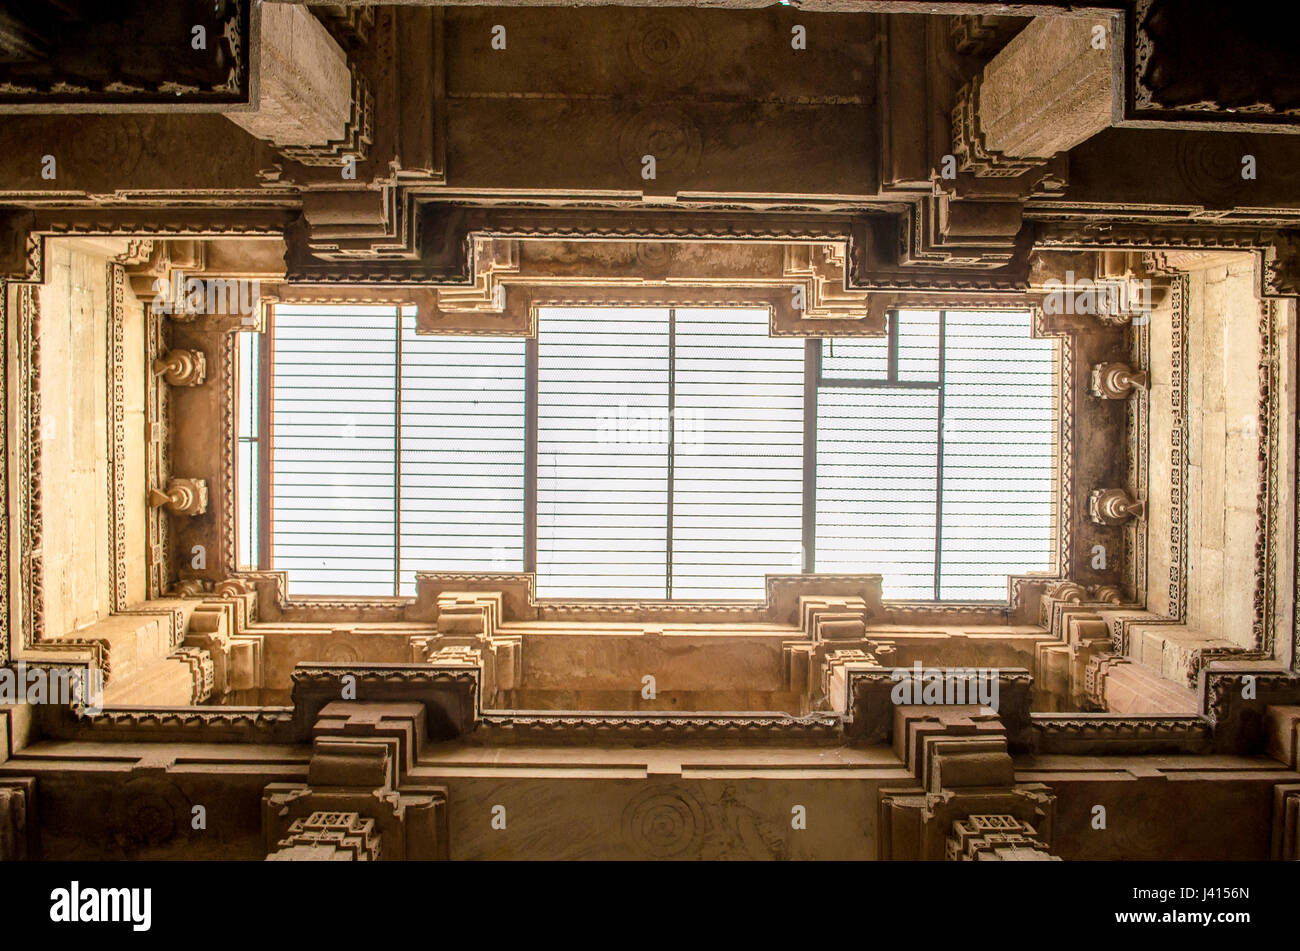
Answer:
[1184,259,1268,647]
[36,241,147,639]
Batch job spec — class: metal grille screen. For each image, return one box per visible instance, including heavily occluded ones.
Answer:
[262,305,1055,601]
[535,306,804,599]
[271,306,525,596]
[813,309,1056,599]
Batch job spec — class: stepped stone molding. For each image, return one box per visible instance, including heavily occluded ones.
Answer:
[0,779,36,861]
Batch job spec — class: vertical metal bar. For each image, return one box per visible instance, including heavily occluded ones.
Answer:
[524,334,538,574]
[258,307,275,571]
[887,310,899,382]
[802,338,819,573]
[393,306,403,596]
[665,307,676,599]
[933,310,947,600]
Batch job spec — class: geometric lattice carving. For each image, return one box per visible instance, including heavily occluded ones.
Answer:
[946,815,1059,861]
[267,811,381,862]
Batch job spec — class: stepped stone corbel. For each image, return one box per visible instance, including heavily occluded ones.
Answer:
[1029,250,1171,324]
[781,244,875,322]
[184,585,264,701]
[148,478,208,517]
[261,702,450,861]
[417,591,519,703]
[168,646,216,704]
[878,706,1059,860]
[1261,231,1300,299]
[1090,362,1147,399]
[153,349,207,387]
[1036,611,1116,711]
[1089,488,1145,525]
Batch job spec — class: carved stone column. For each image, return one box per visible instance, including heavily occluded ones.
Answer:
[953,16,1113,176]
[224,3,369,164]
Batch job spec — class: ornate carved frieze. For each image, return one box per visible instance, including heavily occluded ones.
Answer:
[845,667,1035,748]
[1030,712,1211,755]
[474,711,843,746]
[1204,666,1300,752]
[16,284,42,650]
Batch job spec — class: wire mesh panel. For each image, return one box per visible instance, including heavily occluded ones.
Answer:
[261,304,1055,603]
[398,315,527,596]
[670,308,804,599]
[536,307,671,598]
[815,387,941,598]
[938,310,1056,599]
[271,305,398,595]
[813,309,1056,600]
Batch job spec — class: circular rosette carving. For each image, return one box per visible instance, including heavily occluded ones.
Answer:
[1175,132,1257,209]
[109,776,193,852]
[320,639,361,663]
[619,107,702,181]
[622,785,706,859]
[627,15,705,85]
